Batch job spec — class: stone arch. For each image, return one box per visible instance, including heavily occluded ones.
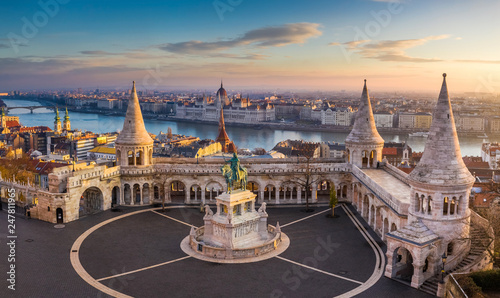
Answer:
[116,149,121,163]
[317,180,333,201]
[370,204,375,227]
[206,181,223,202]
[391,223,397,232]
[427,196,432,214]
[383,217,389,238]
[127,151,134,165]
[189,184,202,202]
[369,150,375,167]
[264,184,276,201]
[450,196,457,215]
[362,195,369,219]
[111,186,120,206]
[136,150,143,166]
[133,184,141,204]
[347,148,350,163]
[392,247,414,282]
[443,196,449,215]
[362,150,369,168]
[123,184,132,204]
[154,184,160,202]
[247,180,260,194]
[170,180,186,203]
[79,186,104,217]
[142,183,151,204]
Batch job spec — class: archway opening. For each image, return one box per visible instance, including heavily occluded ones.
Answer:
[56,208,63,224]
[111,186,120,206]
[392,247,414,283]
[79,187,104,217]
[206,182,222,202]
[170,181,186,203]
[264,185,275,201]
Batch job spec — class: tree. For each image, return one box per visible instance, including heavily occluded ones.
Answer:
[0,154,35,185]
[291,145,324,212]
[329,183,338,217]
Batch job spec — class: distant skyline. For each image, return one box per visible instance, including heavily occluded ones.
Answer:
[1,0,499,93]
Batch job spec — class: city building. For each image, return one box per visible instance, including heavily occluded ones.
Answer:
[1,77,492,296]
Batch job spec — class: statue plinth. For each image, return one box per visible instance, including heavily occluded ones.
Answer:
[180,153,289,263]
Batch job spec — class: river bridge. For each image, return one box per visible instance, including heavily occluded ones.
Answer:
[5,106,56,113]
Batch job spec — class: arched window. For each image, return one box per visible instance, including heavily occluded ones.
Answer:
[450,197,456,215]
[443,197,449,215]
[427,196,432,214]
[127,151,134,165]
[447,242,453,255]
[421,194,425,213]
[415,193,420,212]
[457,196,462,215]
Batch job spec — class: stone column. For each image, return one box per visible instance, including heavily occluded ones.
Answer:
[164,184,169,203]
[139,185,143,205]
[149,186,153,205]
[312,184,317,203]
[297,189,302,204]
[411,263,425,288]
[120,184,124,205]
[201,188,206,204]
[133,149,137,166]
[275,188,280,204]
[259,190,264,203]
[185,188,190,204]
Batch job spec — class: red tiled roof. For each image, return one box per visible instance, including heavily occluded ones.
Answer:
[382,148,397,156]
[6,120,20,128]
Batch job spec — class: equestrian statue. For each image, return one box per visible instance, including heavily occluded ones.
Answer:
[221,153,248,193]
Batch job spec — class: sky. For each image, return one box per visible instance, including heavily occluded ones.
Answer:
[1,0,499,93]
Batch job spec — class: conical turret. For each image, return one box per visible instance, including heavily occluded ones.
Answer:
[346,80,384,145]
[345,80,384,168]
[116,81,154,146]
[408,74,474,186]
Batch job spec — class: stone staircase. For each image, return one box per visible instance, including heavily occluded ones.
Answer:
[418,225,491,296]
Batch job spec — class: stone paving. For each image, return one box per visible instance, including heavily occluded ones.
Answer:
[0,204,431,297]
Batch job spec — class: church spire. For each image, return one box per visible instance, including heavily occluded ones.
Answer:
[115,81,154,146]
[64,107,70,121]
[408,74,474,186]
[216,107,236,153]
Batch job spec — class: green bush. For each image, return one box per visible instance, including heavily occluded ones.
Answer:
[456,275,484,298]
[470,270,500,291]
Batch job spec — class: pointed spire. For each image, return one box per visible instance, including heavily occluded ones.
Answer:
[345,79,384,145]
[1,107,4,117]
[216,107,230,142]
[221,79,223,89]
[64,107,70,121]
[115,81,154,146]
[408,74,474,186]
[54,108,60,121]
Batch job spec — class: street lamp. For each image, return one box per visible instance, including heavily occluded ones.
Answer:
[440,252,447,283]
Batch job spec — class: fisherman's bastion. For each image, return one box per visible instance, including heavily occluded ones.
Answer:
[0,74,494,294]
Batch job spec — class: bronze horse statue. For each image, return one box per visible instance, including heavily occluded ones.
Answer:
[221,153,248,193]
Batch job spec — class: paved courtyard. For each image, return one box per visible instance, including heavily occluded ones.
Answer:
[0,204,431,297]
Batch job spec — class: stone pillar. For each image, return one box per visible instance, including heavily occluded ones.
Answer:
[185,187,190,204]
[297,189,302,204]
[194,187,198,201]
[312,184,317,203]
[275,188,280,204]
[201,188,206,204]
[164,184,169,203]
[133,149,137,166]
[120,184,124,205]
[139,185,143,205]
[259,190,264,203]
[411,263,425,288]
[149,186,153,205]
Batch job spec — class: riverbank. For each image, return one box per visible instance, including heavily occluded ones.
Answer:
[5,96,498,138]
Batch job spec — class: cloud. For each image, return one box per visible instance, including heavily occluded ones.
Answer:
[331,35,449,63]
[80,50,120,56]
[158,23,322,58]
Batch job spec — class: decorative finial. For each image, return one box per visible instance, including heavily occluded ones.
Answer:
[221,79,223,88]
[364,79,367,83]
[443,73,447,78]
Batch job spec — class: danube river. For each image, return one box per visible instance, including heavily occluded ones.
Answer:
[4,99,497,156]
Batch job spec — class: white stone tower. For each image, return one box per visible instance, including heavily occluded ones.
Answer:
[345,80,384,168]
[407,73,474,264]
[115,81,154,167]
[63,107,71,131]
[54,108,62,133]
